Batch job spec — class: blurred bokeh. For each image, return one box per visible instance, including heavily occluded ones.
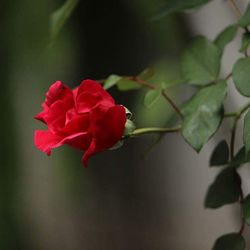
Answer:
[1,0,250,249]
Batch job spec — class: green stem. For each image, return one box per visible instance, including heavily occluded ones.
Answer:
[227,101,248,235]
[128,126,181,137]
[224,102,250,119]
[228,0,250,33]
[134,77,183,119]
[238,102,250,117]
[224,112,237,118]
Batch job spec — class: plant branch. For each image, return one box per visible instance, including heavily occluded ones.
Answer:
[224,72,232,81]
[128,126,181,137]
[161,90,183,118]
[238,102,250,116]
[228,102,246,236]
[228,0,242,19]
[228,0,250,33]
[132,77,183,119]
[230,118,238,160]
[224,102,250,118]
[239,188,245,235]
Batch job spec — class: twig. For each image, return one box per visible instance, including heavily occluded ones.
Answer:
[230,118,238,160]
[228,101,247,235]
[228,0,241,19]
[127,126,181,137]
[224,102,250,118]
[224,72,232,81]
[132,77,183,119]
[228,0,250,33]
[99,75,183,119]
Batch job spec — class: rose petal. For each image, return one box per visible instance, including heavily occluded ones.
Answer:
[45,81,73,107]
[34,130,89,156]
[63,113,90,134]
[44,100,70,131]
[34,130,63,155]
[76,80,115,113]
[34,110,47,123]
[76,92,103,113]
[82,139,97,167]
[82,105,126,166]
[35,81,74,123]
[66,132,91,151]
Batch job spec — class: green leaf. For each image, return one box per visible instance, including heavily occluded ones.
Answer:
[153,0,211,20]
[244,110,250,155]
[205,167,241,209]
[243,194,250,225]
[138,68,155,81]
[232,57,250,97]
[182,81,227,152]
[239,33,250,53]
[230,147,250,168]
[212,233,245,250]
[239,3,250,27]
[181,36,221,86]
[103,75,122,90]
[210,140,229,166]
[144,89,161,108]
[117,78,141,91]
[50,0,79,45]
[214,25,237,51]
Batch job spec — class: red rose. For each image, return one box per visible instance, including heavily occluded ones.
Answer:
[34,79,127,166]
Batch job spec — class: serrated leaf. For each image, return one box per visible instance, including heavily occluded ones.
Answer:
[117,78,141,91]
[144,89,161,108]
[214,25,237,51]
[239,3,250,27]
[181,36,221,86]
[239,33,250,53]
[181,81,227,152]
[210,140,229,166]
[232,58,250,97]
[205,167,241,209]
[103,75,122,90]
[212,233,245,250]
[243,194,250,225]
[152,0,211,20]
[230,147,250,168]
[50,0,79,45]
[244,110,250,154]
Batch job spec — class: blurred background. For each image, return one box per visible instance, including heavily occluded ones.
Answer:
[1,0,250,249]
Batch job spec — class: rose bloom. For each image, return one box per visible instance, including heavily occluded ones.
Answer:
[34,79,127,166]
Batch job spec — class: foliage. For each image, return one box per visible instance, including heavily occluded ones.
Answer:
[181,36,221,86]
[48,0,250,249]
[50,0,79,45]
